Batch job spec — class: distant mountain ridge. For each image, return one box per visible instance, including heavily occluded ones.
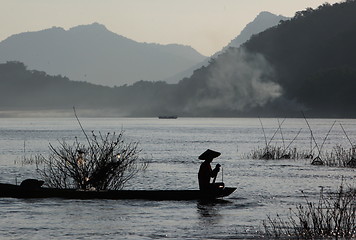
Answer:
[0,23,206,87]
[177,1,356,117]
[2,2,356,118]
[164,11,289,83]
[225,11,289,49]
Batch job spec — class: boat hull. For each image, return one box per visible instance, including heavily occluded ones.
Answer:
[0,183,236,201]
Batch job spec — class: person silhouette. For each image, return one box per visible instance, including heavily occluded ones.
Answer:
[198,149,221,191]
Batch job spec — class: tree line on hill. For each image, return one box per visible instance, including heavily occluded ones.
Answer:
[1,0,356,117]
[242,0,356,117]
[0,61,175,116]
[177,0,356,117]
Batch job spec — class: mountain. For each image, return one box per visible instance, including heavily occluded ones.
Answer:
[0,61,179,117]
[2,1,356,118]
[164,11,289,83]
[224,11,289,49]
[174,0,356,117]
[0,62,114,113]
[242,1,356,117]
[0,23,206,87]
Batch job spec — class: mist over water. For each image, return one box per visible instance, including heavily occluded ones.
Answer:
[0,117,355,239]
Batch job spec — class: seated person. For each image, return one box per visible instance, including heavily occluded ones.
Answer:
[198,149,221,191]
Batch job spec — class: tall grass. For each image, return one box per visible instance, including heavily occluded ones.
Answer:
[248,145,310,160]
[262,184,356,239]
[323,145,356,168]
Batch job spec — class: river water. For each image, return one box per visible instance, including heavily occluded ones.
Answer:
[0,117,355,239]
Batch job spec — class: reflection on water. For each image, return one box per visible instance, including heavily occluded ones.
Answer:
[0,118,355,239]
[196,200,224,226]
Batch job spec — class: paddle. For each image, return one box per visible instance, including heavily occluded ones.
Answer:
[212,174,217,184]
[212,165,222,184]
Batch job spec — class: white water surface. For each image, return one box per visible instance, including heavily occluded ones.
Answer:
[0,117,355,239]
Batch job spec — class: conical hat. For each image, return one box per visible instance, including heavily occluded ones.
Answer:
[198,149,221,160]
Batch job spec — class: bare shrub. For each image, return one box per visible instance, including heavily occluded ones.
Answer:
[262,184,356,239]
[36,131,147,190]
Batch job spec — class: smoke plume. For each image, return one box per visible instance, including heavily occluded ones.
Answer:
[191,47,282,113]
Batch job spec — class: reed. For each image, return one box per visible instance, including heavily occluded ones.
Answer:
[322,145,356,168]
[250,117,356,168]
[252,118,304,160]
[248,143,356,168]
[248,145,311,160]
[261,184,356,239]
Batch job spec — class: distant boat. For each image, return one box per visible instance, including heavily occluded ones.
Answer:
[158,116,178,119]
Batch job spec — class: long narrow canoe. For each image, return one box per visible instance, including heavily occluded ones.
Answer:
[0,183,236,201]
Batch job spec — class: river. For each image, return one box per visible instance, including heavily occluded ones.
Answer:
[0,117,355,239]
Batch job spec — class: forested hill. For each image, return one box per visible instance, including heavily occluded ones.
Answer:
[0,62,114,113]
[187,0,356,117]
[0,61,175,117]
[1,1,356,118]
[242,0,356,116]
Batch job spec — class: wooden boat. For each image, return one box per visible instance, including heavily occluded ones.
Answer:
[0,182,236,201]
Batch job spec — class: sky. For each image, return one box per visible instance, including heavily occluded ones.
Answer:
[0,0,342,56]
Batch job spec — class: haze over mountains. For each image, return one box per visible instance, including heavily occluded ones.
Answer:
[1,1,356,118]
[165,11,289,83]
[0,12,288,86]
[175,1,356,117]
[0,23,206,87]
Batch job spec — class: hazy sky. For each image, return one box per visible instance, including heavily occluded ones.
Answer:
[1,0,341,56]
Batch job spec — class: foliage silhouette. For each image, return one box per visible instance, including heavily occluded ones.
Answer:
[36,130,146,190]
[1,1,356,117]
